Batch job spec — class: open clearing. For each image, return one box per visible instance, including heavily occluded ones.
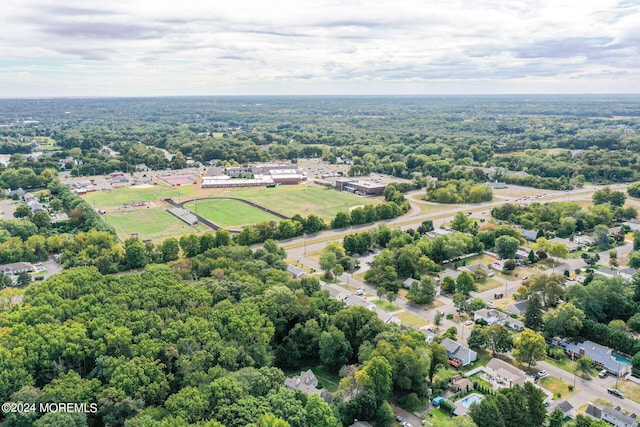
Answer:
[83,182,377,221]
[197,183,381,220]
[106,208,206,241]
[184,199,280,228]
[83,184,196,209]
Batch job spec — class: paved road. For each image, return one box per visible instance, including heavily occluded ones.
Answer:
[284,182,640,416]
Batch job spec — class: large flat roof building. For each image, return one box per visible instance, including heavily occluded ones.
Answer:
[335,178,386,195]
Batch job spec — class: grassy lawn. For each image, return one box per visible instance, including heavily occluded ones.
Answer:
[426,408,451,423]
[184,198,280,227]
[464,349,494,372]
[83,184,195,209]
[199,183,380,220]
[539,375,579,400]
[106,208,207,241]
[476,278,503,292]
[372,299,400,311]
[616,381,640,403]
[397,312,428,327]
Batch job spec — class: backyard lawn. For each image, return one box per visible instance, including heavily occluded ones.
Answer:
[372,299,400,311]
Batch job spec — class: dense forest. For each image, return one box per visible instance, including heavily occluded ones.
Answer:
[1,96,640,189]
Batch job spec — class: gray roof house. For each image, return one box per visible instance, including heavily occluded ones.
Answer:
[441,338,477,368]
[506,299,529,316]
[402,277,418,289]
[349,422,373,427]
[439,268,462,282]
[474,309,506,326]
[0,262,35,275]
[462,263,494,277]
[593,267,618,279]
[284,369,332,402]
[564,341,630,377]
[475,308,524,331]
[585,403,637,427]
[519,229,539,242]
[549,400,574,418]
[286,265,307,279]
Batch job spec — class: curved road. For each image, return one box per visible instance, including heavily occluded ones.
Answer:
[283,183,640,417]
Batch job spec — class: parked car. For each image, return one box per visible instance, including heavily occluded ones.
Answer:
[608,388,624,398]
[464,320,474,326]
[599,369,608,378]
[537,370,547,377]
[355,288,364,296]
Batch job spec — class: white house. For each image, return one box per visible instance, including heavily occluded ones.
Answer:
[485,358,529,389]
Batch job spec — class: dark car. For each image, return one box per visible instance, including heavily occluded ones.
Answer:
[608,388,624,398]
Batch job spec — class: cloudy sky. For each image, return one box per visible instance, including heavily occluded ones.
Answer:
[2,0,640,97]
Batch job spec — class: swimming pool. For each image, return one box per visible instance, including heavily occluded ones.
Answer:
[613,354,631,366]
[458,394,484,408]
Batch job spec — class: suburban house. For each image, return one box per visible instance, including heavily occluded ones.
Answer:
[549,237,580,252]
[438,268,463,282]
[518,228,539,242]
[585,403,637,427]
[349,422,373,427]
[485,358,529,389]
[574,235,596,246]
[593,267,637,280]
[402,277,417,289]
[474,309,505,326]
[623,219,640,232]
[461,263,494,278]
[449,375,474,394]
[284,370,332,403]
[618,268,638,280]
[506,299,529,317]
[441,338,477,368]
[0,262,35,275]
[549,400,575,419]
[343,295,401,326]
[564,341,630,377]
[474,308,525,331]
[286,265,307,279]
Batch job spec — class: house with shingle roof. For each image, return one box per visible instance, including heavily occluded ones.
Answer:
[585,402,637,427]
[441,338,477,368]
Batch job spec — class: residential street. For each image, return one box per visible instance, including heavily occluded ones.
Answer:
[282,183,640,416]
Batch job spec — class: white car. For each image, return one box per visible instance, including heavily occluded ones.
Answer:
[464,320,474,326]
[355,288,364,296]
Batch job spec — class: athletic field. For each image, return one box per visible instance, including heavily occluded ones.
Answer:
[202,184,380,220]
[183,199,280,227]
[82,184,195,209]
[105,208,206,241]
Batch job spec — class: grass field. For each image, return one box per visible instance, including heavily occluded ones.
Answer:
[397,312,428,327]
[539,376,579,400]
[372,299,400,311]
[83,184,196,209]
[106,208,206,241]
[184,198,280,227]
[200,183,381,220]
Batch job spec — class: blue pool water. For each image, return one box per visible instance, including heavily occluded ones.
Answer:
[459,394,484,408]
[613,354,631,366]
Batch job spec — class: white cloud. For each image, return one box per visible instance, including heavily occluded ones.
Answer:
[1,0,639,96]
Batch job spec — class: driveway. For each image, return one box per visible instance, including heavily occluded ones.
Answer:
[0,199,15,219]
